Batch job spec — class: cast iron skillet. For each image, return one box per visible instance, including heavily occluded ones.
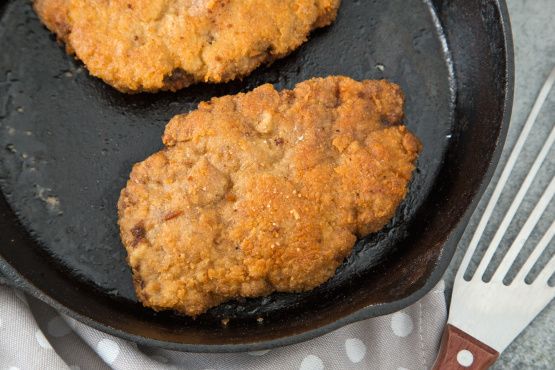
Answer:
[0,0,513,352]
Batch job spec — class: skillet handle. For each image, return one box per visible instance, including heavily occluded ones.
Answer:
[432,324,499,370]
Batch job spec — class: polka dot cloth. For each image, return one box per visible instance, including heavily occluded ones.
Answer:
[345,338,367,363]
[0,281,446,369]
[299,355,324,370]
[97,339,120,364]
[390,312,415,337]
[47,316,71,338]
[35,329,53,349]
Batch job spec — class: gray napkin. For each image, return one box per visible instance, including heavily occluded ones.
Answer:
[0,281,445,370]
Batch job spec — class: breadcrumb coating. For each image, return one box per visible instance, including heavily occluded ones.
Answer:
[34,0,341,92]
[118,76,421,316]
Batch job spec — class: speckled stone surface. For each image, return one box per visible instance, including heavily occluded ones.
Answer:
[442,0,555,369]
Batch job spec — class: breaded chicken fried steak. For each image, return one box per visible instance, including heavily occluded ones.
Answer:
[117,77,422,316]
[33,0,341,92]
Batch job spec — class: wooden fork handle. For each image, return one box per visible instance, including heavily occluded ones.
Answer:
[432,324,499,370]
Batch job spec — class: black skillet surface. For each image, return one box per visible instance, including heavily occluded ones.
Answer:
[0,0,513,352]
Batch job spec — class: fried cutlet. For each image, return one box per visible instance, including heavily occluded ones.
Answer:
[33,0,341,93]
[117,76,421,316]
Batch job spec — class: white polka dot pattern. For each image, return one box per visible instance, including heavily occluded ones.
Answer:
[35,329,53,349]
[0,278,448,370]
[390,312,414,337]
[345,338,367,363]
[299,354,324,370]
[97,338,120,365]
[47,316,71,337]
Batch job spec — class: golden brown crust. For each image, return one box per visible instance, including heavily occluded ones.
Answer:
[118,76,422,316]
[33,0,341,92]
[34,0,71,44]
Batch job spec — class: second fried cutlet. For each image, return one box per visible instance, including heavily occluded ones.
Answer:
[34,0,341,92]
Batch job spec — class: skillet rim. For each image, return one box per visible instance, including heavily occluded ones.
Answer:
[0,0,514,352]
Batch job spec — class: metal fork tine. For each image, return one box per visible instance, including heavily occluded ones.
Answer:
[515,219,555,283]
[492,176,555,281]
[448,68,555,356]
[473,127,555,280]
[536,253,555,286]
[456,67,555,280]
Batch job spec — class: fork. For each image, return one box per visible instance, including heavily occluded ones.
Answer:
[432,66,555,370]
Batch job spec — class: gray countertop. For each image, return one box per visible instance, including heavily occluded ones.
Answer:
[442,0,555,368]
